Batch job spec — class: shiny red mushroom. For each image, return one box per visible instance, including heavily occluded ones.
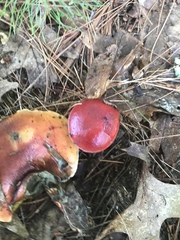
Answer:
[68,99,120,153]
[0,110,79,222]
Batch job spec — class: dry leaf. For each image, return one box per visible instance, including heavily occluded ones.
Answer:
[93,29,139,55]
[0,32,8,45]
[42,25,80,59]
[113,46,139,78]
[27,172,93,234]
[81,30,97,50]
[96,167,180,240]
[132,65,144,80]
[149,114,168,153]
[152,91,180,116]
[138,0,157,9]
[122,142,150,162]
[85,44,118,98]
[41,25,57,47]
[165,4,180,57]
[60,43,82,59]
[30,4,49,29]
[161,115,180,165]
[0,79,19,101]
[118,88,180,118]
[0,32,57,91]
[0,214,29,239]
[46,179,94,234]
[149,113,180,162]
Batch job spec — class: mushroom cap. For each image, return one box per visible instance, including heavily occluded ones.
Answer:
[68,99,120,153]
[0,110,79,222]
[0,186,12,222]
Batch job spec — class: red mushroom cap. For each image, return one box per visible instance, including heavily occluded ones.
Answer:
[68,99,120,153]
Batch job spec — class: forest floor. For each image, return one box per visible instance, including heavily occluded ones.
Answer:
[0,1,180,239]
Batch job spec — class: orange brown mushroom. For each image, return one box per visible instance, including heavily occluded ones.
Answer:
[0,110,79,222]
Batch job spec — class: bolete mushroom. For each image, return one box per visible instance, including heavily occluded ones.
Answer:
[68,99,120,153]
[0,109,79,222]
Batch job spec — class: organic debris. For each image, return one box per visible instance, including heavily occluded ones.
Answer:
[122,142,150,162]
[0,215,29,239]
[0,79,18,101]
[46,179,94,234]
[96,166,180,240]
[85,44,118,98]
[0,0,180,239]
[0,33,58,91]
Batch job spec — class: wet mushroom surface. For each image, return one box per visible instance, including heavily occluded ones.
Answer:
[68,99,120,153]
[0,109,79,222]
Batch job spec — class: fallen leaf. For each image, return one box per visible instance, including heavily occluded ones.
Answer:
[113,45,140,78]
[152,90,180,116]
[92,33,115,54]
[132,66,144,80]
[60,43,82,59]
[118,88,180,118]
[166,4,180,58]
[122,142,150,162]
[138,0,157,9]
[0,214,29,239]
[30,4,48,29]
[161,115,180,165]
[41,25,57,47]
[93,29,139,56]
[0,79,19,101]
[174,65,180,78]
[112,95,161,122]
[46,179,94,234]
[0,32,57,91]
[0,32,8,45]
[39,24,81,61]
[174,57,180,77]
[140,6,170,71]
[96,167,180,240]
[81,29,97,50]
[149,114,168,153]
[85,44,118,98]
